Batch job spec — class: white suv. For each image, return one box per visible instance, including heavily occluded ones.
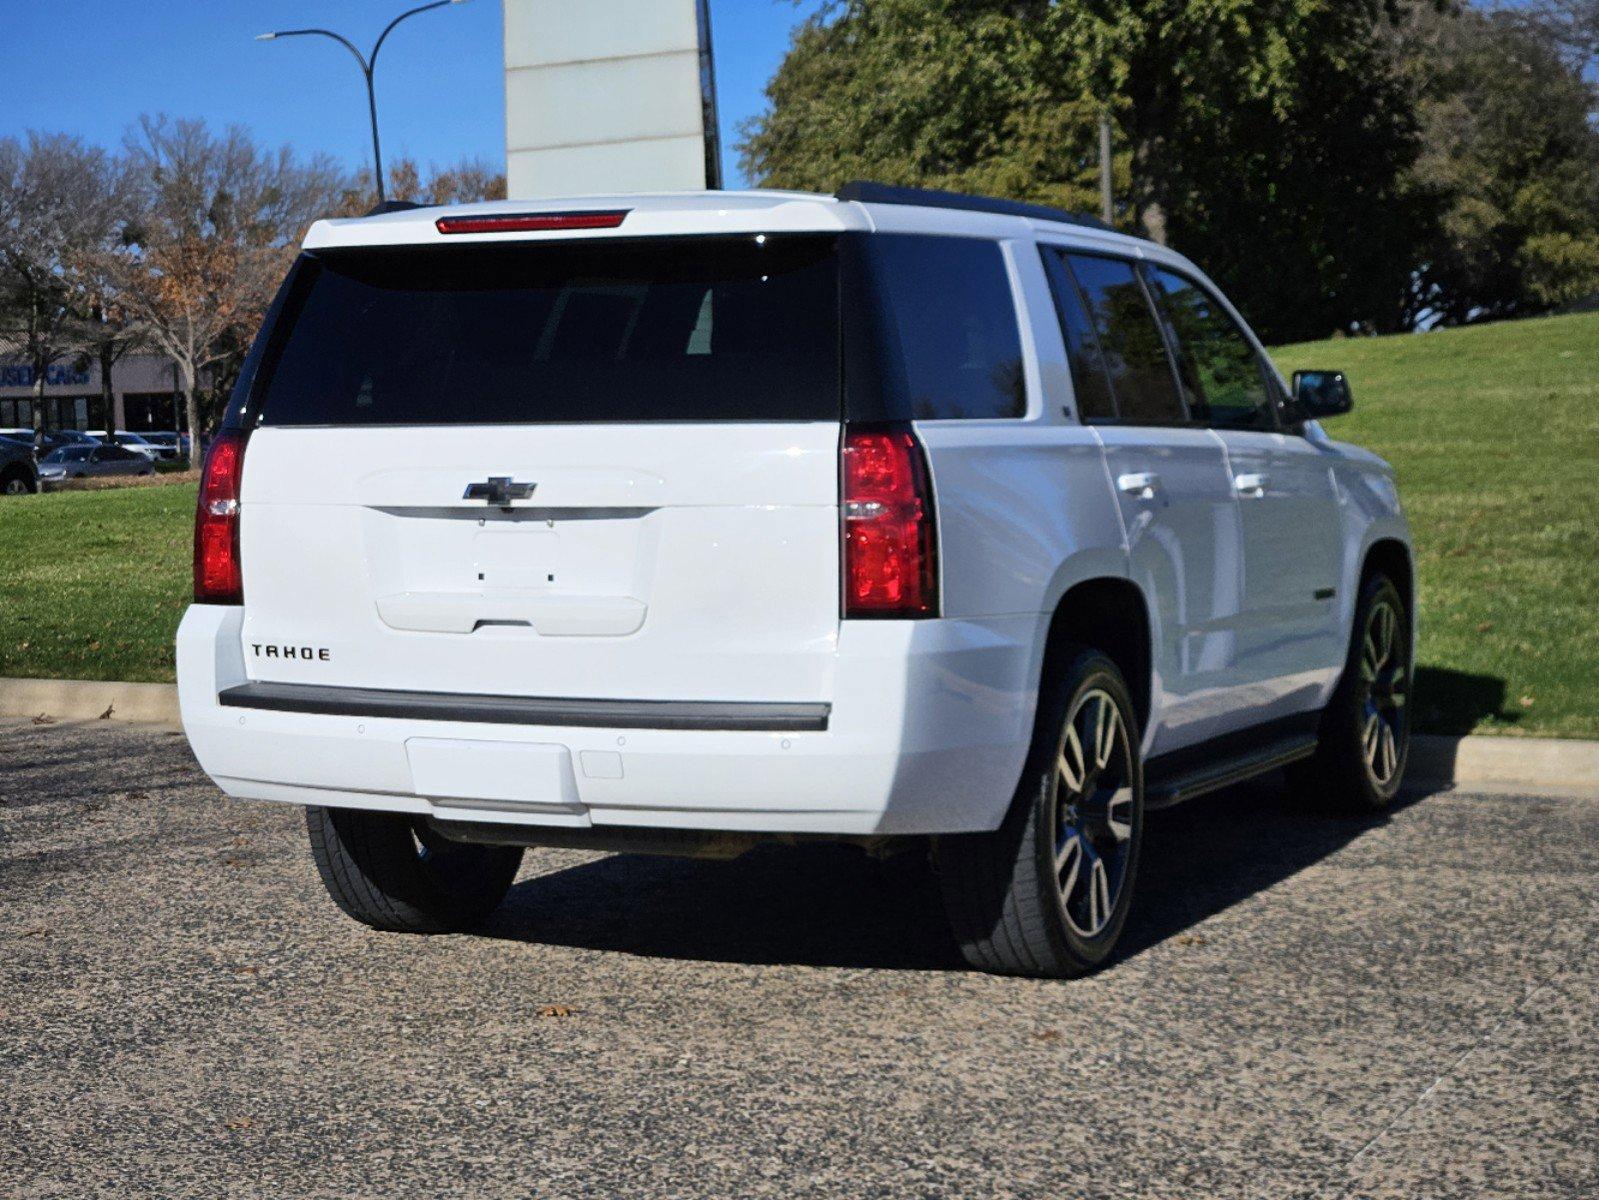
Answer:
[177,184,1413,977]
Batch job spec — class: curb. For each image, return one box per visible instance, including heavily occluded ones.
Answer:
[1,676,1595,792]
[1408,734,1598,793]
[0,676,181,729]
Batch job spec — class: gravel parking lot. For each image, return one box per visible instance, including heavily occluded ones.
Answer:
[3,716,1595,1199]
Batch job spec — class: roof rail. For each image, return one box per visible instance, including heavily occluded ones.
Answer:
[835,180,1114,233]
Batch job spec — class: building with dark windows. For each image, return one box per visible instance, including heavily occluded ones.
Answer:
[0,351,195,434]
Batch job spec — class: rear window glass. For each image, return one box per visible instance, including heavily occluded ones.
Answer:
[861,235,1026,420]
[253,236,840,426]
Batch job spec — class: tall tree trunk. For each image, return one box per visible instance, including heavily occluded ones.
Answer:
[30,351,47,447]
[28,296,46,448]
[1140,200,1168,246]
[179,361,203,466]
[100,341,121,436]
[1131,137,1169,247]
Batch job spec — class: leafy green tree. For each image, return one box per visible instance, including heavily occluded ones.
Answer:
[1405,5,1599,322]
[740,0,1436,341]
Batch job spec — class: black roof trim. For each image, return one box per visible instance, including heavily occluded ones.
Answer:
[363,199,434,217]
[835,181,1115,233]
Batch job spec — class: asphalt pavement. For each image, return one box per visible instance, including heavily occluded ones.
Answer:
[2,716,1595,1199]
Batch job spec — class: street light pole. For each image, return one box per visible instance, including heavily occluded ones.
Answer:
[257,0,469,203]
[1098,109,1114,227]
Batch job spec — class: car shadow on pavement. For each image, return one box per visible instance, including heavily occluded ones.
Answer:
[1116,778,1430,960]
[482,777,1435,973]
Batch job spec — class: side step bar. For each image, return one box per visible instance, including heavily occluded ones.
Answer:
[1145,735,1319,811]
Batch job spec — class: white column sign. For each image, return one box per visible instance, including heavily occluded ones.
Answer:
[503,0,722,198]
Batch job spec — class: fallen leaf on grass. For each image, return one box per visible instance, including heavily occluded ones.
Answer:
[1519,696,1536,709]
[223,1117,253,1131]
[538,1005,576,1019]
[1174,933,1210,946]
[235,966,260,977]
[31,713,55,726]
[1474,622,1493,634]
[1033,1029,1063,1044]
[223,856,245,867]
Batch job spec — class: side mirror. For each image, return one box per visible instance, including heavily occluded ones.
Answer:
[1290,370,1353,420]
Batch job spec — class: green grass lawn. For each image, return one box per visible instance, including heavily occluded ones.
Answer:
[2,311,1595,737]
[1273,310,1599,739]
[0,484,194,684]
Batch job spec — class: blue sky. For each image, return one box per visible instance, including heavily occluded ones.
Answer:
[1,0,825,188]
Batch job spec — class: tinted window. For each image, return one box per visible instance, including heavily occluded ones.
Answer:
[1039,247,1117,420]
[100,445,138,461]
[863,235,1025,420]
[255,236,840,426]
[1064,254,1186,425]
[1146,267,1272,429]
[47,447,91,462]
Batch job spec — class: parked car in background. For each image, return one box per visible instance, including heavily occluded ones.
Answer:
[88,431,163,459]
[139,431,188,461]
[37,443,156,485]
[0,436,39,495]
[11,429,104,456]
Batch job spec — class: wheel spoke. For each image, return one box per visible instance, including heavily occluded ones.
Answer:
[1380,722,1398,782]
[1094,699,1122,769]
[1059,725,1087,794]
[1361,635,1379,681]
[1088,857,1111,933]
[1056,833,1082,892]
[1362,712,1380,765]
[1107,787,1134,841]
[1373,603,1395,669]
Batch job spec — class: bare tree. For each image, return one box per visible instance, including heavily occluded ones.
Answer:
[0,133,126,445]
[107,115,347,460]
[335,155,507,216]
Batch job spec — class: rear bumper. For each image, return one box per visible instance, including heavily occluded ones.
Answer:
[177,606,1041,836]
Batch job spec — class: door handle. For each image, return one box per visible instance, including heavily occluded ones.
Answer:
[1234,472,1268,498]
[1116,472,1159,500]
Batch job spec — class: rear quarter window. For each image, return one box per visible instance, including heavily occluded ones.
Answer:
[857,235,1027,421]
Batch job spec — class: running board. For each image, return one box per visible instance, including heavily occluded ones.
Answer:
[1145,735,1318,811]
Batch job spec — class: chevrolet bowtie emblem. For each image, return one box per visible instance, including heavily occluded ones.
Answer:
[463,477,536,506]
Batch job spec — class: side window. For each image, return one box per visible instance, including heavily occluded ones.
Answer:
[1038,247,1117,420]
[1063,254,1187,425]
[1145,267,1273,430]
[866,235,1026,420]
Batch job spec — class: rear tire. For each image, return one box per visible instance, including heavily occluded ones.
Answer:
[1289,572,1412,813]
[305,806,523,933]
[1,469,36,495]
[936,647,1144,978]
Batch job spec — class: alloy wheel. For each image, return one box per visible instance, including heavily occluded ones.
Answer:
[1052,688,1136,938]
[1359,597,1408,787]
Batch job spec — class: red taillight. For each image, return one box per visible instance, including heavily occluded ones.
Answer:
[193,429,247,604]
[434,211,629,235]
[842,427,938,617]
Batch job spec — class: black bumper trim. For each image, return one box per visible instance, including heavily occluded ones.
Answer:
[217,681,830,733]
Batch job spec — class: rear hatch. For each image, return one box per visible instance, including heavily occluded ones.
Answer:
[234,233,842,705]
